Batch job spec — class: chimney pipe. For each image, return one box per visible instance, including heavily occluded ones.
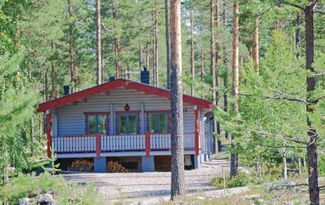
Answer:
[140,67,150,84]
[63,85,70,95]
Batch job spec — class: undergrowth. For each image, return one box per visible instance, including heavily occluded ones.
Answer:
[0,172,103,204]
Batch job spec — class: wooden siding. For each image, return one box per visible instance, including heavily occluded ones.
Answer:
[55,88,196,137]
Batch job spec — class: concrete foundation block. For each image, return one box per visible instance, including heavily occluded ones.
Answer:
[194,155,201,169]
[141,156,155,172]
[94,157,106,173]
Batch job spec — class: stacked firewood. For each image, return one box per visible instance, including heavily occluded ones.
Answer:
[70,159,94,172]
[107,161,128,173]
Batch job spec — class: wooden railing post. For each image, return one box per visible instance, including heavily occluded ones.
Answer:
[145,132,150,157]
[195,109,200,156]
[96,134,101,158]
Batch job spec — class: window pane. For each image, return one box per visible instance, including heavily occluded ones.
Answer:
[98,114,107,134]
[149,114,158,133]
[159,113,168,133]
[119,114,127,134]
[87,115,97,134]
[128,114,137,134]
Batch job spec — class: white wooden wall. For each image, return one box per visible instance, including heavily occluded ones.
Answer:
[55,88,199,139]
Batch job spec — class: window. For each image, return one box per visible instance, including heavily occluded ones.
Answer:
[148,112,169,133]
[117,112,139,134]
[86,113,109,134]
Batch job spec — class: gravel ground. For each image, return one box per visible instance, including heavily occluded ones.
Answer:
[63,158,229,204]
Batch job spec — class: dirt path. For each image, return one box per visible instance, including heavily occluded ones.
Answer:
[63,158,229,204]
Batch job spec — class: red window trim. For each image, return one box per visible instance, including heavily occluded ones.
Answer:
[115,111,141,135]
[84,112,110,134]
[145,110,171,134]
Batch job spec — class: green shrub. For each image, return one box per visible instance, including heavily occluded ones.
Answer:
[210,172,256,189]
[227,173,251,188]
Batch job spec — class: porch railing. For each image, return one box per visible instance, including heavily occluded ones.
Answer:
[51,133,195,157]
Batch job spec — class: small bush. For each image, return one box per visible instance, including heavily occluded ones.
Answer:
[228,173,251,188]
[210,173,254,189]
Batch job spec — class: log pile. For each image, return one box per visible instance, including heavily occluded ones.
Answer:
[70,159,94,172]
[107,161,128,173]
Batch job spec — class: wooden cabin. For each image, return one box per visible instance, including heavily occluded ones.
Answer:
[37,73,215,172]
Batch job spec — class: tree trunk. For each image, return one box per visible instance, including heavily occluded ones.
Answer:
[153,0,159,86]
[165,0,171,89]
[210,0,219,153]
[230,0,239,178]
[68,0,77,92]
[298,157,302,177]
[2,165,8,205]
[44,71,48,102]
[295,12,302,58]
[256,155,261,177]
[190,8,195,96]
[39,113,43,141]
[222,0,227,26]
[170,0,185,199]
[222,0,229,141]
[253,17,259,74]
[215,0,221,147]
[210,0,216,104]
[31,116,35,156]
[96,0,102,85]
[51,43,58,99]
[305,1,319,204]
[111,0,121,78]
[139,45,143,68]
[146,32,150,70]
[283,148,288,179]
[200,49,204,98]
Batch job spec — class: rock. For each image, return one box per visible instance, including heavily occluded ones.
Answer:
[196,196,206,200]
[243,194,261,200]
[36,193,55,205]
[19,197,30,205]
[28,189,41,198]
[267,180,296,192]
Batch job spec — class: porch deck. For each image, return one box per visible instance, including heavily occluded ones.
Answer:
[51,133,197,158]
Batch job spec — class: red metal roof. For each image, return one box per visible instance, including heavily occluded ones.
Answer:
[37,78,213,112]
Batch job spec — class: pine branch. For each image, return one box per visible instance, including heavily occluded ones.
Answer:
[280,1,305,10]
[256,6,273,17]
[315,8,325,14]
[251,142,306,149]
[310,0,319,7]
[314,70,325,76]
[239,92,310,105]
[284,136,307,145]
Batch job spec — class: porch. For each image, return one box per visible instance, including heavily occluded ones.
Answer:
[51,133,198,158]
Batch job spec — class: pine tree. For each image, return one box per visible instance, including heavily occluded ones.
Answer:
[170,0,185,199]
[230,0,240,178]
[96,0,102,85]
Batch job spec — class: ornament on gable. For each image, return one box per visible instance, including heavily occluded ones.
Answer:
[124,104,130,111]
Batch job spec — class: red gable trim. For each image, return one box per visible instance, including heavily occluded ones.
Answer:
[37,79,213,112]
